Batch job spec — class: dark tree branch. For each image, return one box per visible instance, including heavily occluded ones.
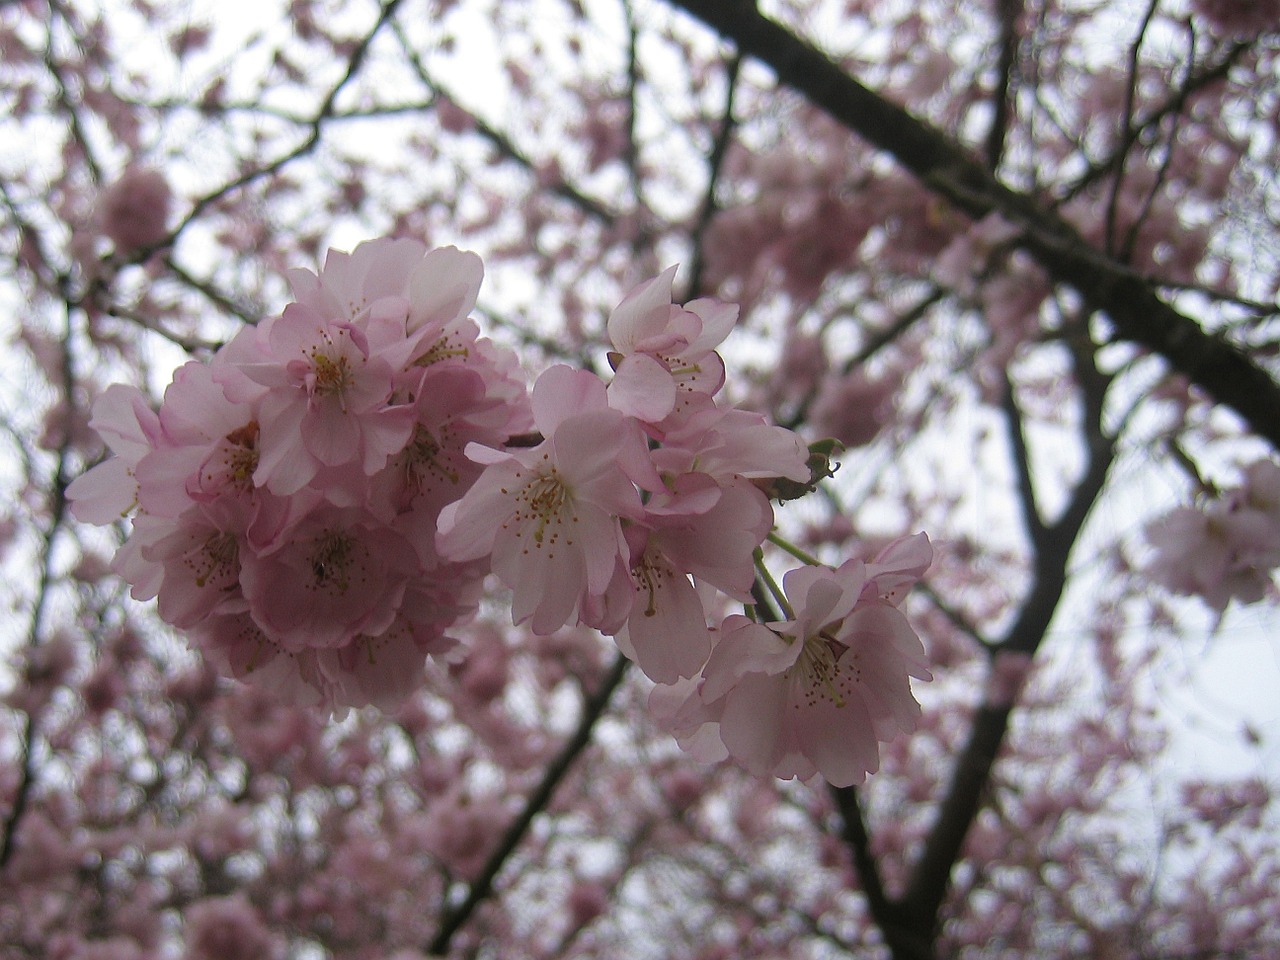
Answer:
[45,0,104,186]
[664,0,1280,451]
[917,582,991,649]
[984,0,1022,171]
[901,335,1115,932]
[172,0,407,241]
[1000,371,1046,541]
[784,286,947,431]
[427,656,630,956]
[840,287,947,377]
[1118,24,1197,267]
[100,304,223,354]
[0,303,77,872]
[685,52,742,300]
[1104,0,1161,256]
[831,786,931,960]
[391,20,619,227]
[163,257,261,329]
[622,0,646,215]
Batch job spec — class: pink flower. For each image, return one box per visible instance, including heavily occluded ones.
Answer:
[315,613,457,712]
[229,304,416,495]
[286,238,483,335]
[605,266,739,421]
[1146,504,1275,611]
[143,498,250,629]
[1192,0,1280,37]
[420,788,508,881]
[651,393,810,484]
[437,366,648,634]
[71,239,528,712]
[136,360,260,514]
[1232,460,1280,553]
[567,880,610,927]
[366,364,510,566]
[811,371,897,448]
[194,612,328,710]
[1145,462,1280,611]
[665,545,933,787]
[615,475,773,683]
[864,531,934,605]
[239,507,419,650]
[197,608,450,716]
[451,622,511,703]
[183,894,279,960]
[614,531,714,683]
[67,384,163,524]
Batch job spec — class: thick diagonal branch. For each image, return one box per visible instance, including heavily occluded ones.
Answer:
[666,0,1280,450]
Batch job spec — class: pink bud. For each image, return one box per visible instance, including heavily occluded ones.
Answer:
[97,166,172,253]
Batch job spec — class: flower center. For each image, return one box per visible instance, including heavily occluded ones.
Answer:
[795,632,855,710]
[413,333,469,368]
[507,464,575,551]
[305,329,362,407]
[312,352,352,396]
[402,424,460,491]
[631,549,674,617]
[198,420,259,496]
[309,531,358,594]
[191,531,238,589]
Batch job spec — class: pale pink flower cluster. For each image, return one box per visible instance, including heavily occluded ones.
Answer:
[437,264,814,685]
[1145,460,1280,611]
[70,243,935,785]
[69,239,530,711]
[651,533,933,787]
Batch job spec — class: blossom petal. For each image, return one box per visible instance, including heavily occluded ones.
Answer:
[608,353,678,422]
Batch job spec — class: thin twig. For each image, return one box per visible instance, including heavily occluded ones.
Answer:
[685,53,742,300]
[427,656,630,955]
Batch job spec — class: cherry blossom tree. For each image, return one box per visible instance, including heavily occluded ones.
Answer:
[2,0,1278,958]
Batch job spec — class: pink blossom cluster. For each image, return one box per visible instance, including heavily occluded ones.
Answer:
[1145,460,1280,611]
[436,263,813,675]
[69,243,934,785]
[69,239,530,711]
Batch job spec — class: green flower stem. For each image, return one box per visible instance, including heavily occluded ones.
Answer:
[753,547,793,620]
[767,530,821,567]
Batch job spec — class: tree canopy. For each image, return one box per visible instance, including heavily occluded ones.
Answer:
[1,1,1278,958]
